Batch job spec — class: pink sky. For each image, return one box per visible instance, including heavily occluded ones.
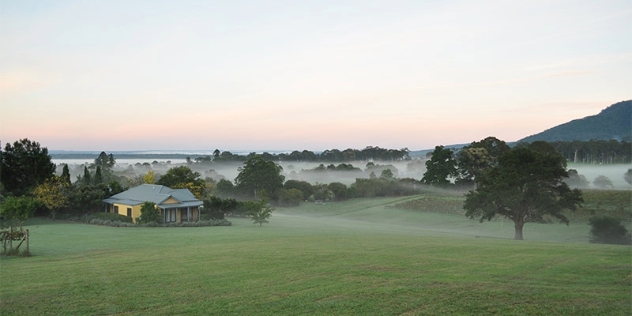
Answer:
[1,1,630,151]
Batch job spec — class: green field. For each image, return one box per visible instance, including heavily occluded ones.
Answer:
[1,195,631,315]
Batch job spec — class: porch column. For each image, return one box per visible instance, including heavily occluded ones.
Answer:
[187,207,191,222]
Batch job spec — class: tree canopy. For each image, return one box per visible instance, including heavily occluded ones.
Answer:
[0,139,56,196]
[60,164,71,186]
[421,145,457,187]
[93,151,116,170]
[156,166,205,199]
[456,137,510,186]
[0,196,39,226]
[464,143,583,240]
[234,155,285,200]
[33,176,69,219]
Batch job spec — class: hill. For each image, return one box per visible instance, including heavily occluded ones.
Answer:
[519,100,631,143]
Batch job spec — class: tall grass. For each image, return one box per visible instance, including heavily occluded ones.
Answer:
[571,189,632,222]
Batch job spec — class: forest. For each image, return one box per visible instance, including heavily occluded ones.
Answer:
[547,139,631,164]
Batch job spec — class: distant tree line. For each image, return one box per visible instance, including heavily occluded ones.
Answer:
[213,155,421,207]
[189,146,410,164]
[546,140,631,164]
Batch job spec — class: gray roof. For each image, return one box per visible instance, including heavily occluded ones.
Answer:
[103,184,202,209]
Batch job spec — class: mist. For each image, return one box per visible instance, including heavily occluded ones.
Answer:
[568,163,632,190]
[54,158,427,187]
[54,157,631,191]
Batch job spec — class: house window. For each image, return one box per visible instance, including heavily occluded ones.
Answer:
[165,209,176,223]
[127,208,132,217]
[114,206,119,214]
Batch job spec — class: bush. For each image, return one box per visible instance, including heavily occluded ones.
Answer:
[593,175,614,189]
[277,188,303,207]
[160,219,232,227]
[85,217,231,228]
[588,215,631,245]
[138,202,162,224]
[85,212,133,223]
[203,196,238,219]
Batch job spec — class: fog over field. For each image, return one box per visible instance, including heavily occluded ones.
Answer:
[567,163,632,189]
[54,157,631,190]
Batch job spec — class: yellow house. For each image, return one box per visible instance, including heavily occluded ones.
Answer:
[103,184,202,223]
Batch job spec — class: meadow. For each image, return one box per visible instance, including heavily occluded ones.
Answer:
[1,194,631,315]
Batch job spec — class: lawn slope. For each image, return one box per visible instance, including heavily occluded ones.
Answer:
[1,197,630,315]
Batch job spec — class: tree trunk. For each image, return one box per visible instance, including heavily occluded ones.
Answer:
[514,221,524,240]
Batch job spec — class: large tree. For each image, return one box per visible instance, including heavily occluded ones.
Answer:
[234,155,284,199]
[93,151,115,170]
[457,137,510,186]
[464,144,583,240]
[0,139,56,196]
[456,147,492,186]
[60,164,72,186]
[157,166,200,187]
[156,166,205,199]
[421,145,457,187]
[82,166,92,185]
[470,136,511,164]
[33,176,69,219]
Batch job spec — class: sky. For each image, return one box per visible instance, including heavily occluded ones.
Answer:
[1,0,631,152]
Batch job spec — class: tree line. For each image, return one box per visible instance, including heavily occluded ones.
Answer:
[548,140,631,164]
[189,146,410,163]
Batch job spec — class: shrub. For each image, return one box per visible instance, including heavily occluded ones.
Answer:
[138,201,162,224]
[588,215,631,245]
[277,188,303,206]
[0,196,39,227]
[328,182,349,201]
[159,219,231,227]
[84,215,231,228]
[203,196,238,219]
[593,175,614,189]
[284,180,313,200]
[85,212,133,223]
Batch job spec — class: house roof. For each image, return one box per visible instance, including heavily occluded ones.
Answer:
[103,184,202,209]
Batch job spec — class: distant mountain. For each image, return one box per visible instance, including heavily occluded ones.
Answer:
[519,100,631,143]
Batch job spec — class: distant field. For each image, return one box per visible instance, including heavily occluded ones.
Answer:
[1,195,630,315]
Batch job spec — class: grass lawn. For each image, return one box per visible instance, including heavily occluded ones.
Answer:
[1,196,630,315]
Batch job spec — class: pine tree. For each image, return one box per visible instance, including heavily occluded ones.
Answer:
[61,164,71,185]
[94,166,103,184]
[83,166,91,185]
